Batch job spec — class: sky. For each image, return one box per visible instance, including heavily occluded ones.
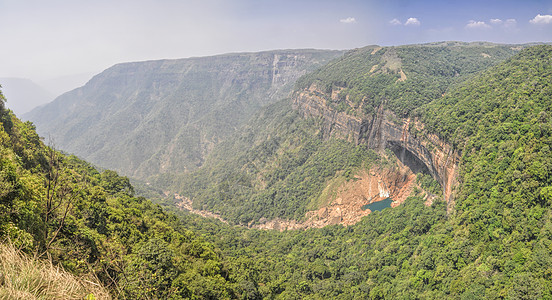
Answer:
[1,0,551,84]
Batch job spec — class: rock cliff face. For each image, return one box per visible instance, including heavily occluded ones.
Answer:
[25,50,343,180]
[293,83,459,210]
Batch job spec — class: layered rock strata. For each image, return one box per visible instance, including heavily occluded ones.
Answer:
[293,84,459,210]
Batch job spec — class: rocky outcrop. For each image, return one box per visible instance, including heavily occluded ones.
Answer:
[250,165,418,231]
[175,164,418,231]
[293,84,459,211]
[294,84,366,144]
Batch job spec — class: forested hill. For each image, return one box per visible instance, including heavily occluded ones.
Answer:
[23,50,342,180]
[294,41,524,117]
[2,44,552,298]
[163,42,528,226]
[171,44,552,298]
[0,89,244,298]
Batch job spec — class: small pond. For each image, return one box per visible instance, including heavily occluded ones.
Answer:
[361,198,393,212]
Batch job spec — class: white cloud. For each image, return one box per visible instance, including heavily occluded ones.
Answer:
[530,14,552,25]
[389,18,402,25]
[489,18,517,31]
[504,18,517,28]
[404,17,420,26]
[466,20,491,29]
[340,17,356,24]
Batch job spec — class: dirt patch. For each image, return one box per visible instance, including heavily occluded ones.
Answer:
[331,87,345,101]
[174,193,228,224]
[369,65,378,73]
[254,160,419,230]
[397,69,407,82]
[174,159,435,231]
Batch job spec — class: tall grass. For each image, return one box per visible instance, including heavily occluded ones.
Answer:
[0,243,111,300]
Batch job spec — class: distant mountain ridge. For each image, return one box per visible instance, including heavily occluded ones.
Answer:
[0,77,54,115]
[25,49,344,179]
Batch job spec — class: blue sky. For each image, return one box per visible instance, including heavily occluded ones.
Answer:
[1,0,551,82]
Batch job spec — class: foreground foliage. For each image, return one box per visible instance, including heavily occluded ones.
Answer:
[0,91,238,298]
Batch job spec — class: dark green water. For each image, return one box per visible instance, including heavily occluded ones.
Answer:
[361,198,393,211]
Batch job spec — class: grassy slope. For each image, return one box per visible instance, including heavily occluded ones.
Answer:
[0,243,110,300]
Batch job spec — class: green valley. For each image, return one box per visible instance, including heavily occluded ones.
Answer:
[2,43,552,299]
[161,42,528,226]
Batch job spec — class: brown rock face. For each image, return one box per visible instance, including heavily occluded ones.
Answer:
[251,165,418,230]
[177,164,419,231]
[293,84,459,212]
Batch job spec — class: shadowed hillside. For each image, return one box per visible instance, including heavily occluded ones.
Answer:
[24,50,343,180]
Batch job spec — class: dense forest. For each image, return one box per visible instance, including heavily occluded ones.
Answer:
[160,42,526,226]
[294,42,521,117]
[167,45,552,299]
[0,90,239,298]
[2,44,552,299]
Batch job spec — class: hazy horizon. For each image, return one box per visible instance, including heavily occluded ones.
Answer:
[1,0,551,83]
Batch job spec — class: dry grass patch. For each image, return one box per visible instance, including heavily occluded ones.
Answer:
[0,243,111,300]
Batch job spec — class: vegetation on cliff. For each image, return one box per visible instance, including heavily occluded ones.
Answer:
[167,43,524,225]
[165,44,552,300]
[2,44,552,299]
[24,50,343,180]
[0,92,241,298]
[159,99,383,225]
[295,42,521,117]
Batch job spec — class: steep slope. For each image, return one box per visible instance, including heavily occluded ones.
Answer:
[169,42,524,226]
[24,50,343,179]
[294,41,522,117]
[420,45,552,243]
[0,90,249,299]
[292,42,534,211]
[174,44,552,299]
[3,44,552,299]
[162,99,385,225]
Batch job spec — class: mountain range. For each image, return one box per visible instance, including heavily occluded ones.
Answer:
[24,50,343,179]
